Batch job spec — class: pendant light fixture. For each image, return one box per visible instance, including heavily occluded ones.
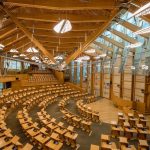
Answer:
[53,19,72,34]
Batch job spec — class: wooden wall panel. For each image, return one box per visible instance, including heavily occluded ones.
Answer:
[123,55,133,101]
[134,75,145,102]
[113,57,121,97]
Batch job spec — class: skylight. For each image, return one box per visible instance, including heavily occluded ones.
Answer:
[125,42,143,48]
[53,19,72,34]
[134,26,150,35]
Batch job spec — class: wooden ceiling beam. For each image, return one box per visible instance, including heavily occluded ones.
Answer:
[120,21,149,38]
[24,21,100,31]
[65,9,120,64]
[15,11,108,23]
[101,35,124,49]
[2,33,26,47]
[4,0,116,10]
[46,47,74,52]
[0,5,56,63]
[3,37,31,52]
[32,29,88,38]
[0,24,17,40]
[42,43,79,48]
[93,41,113,51]
[16,43,31,53]
[110,29,138,44]
[36,36,85,44]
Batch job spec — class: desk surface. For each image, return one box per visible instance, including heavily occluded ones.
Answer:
[119,137,128,144]
[101,141,117,149]
[50,132,60,141]
[101,134,110,141]
[65,132,78,140]
[34,134,50,144]
[121,145,136,150]
[139,140,149,147]
[55,127,67,135]
[22,143,33,150]
[27,128,40,137]
[45,140,63,150]
[90,144,99,150]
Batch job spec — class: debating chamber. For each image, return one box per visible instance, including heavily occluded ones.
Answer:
[0,0,150,149]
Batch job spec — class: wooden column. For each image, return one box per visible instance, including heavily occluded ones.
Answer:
[0,57,4,75]
[100,61,104,97]
[145,75,150,114]
[69,63,72,82]
[110,71,113,100]
[80,63,83,88]
[131,74,136,101]
[86,61,89,93]
[131,54,135,101]
[21,62,25,73]
[91,60,95,95]
[120,72,124,98]
[74,61,77,84]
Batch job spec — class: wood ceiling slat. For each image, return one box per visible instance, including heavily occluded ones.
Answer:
[4,0,116,10]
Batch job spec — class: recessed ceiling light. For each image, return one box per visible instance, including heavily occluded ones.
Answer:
[26,47,39,53]
[10,49,18,53]
[31,56,39,60]
[13,55,18,58]
[20,54,26,57]
[85,49,96,54]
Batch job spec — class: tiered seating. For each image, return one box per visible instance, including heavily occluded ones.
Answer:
[37,109,78,148]
[38,95,58,108]
[59,97,92,133]
[28,73,58,83]
[0,106,33,150]
[18,108,63,150]
[90,112,150,150]
[76,100,101,123]
[0,82,102,149]
[111,112,150,140]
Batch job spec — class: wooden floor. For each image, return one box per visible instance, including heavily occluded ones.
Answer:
[87,98,150,126]
[87,98,121,124]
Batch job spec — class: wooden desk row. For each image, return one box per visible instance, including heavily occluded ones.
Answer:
[0,107,33,150]
[76,100,101,123]
[18,109,63,150]
[91,134,150,150]
[38,95,58,108]
[118,112,149,127]
[111,120,150,140]
[37,109,78,148]
[61,108,92,133]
